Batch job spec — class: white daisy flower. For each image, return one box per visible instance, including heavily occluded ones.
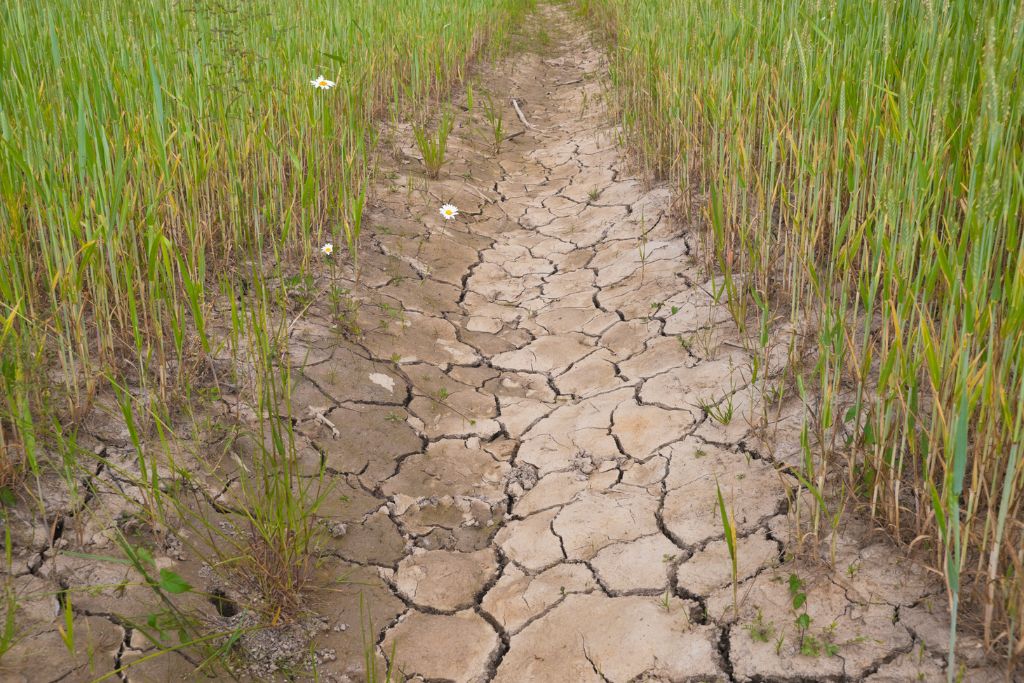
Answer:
[310,75,336,90]
[440,204,459,220]
[321,242,334,256]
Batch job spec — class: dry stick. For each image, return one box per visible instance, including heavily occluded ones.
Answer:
[462,182,495,205]
[286,279,341,335]
[510,97,537,131]
[307,406,340,438]
[427,182,494,206]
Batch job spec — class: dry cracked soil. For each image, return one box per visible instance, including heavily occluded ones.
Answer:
[0,6,1006,683]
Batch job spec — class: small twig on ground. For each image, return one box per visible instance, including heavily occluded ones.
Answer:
[308,406,340,438]
[463,182,496,205]
[511,98,537,130]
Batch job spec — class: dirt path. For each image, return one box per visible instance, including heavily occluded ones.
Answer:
[269,6,1000,682]
[3,5,990,683]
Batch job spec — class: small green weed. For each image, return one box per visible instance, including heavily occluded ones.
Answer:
[413,109,455,179]
[697,396,735,425]
[482,94,505,153]
[716,479,739,619]
[745,609,775,643]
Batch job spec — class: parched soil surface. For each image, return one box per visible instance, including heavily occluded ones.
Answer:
[1,5,1005,683]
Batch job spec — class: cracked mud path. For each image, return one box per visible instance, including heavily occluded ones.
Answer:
[2,6,996,683]
[286,7,998,683]
[282,8,985,682]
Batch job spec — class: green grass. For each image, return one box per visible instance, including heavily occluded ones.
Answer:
[716,479,738,619]
[581,0,1024,671]
[0,0,528,461]
[0,1,529,456]
[0,0,530,673]
[413,108,455,179]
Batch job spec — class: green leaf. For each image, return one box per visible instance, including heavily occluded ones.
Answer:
[792,592,807,610]
[60,550,132,566]
[158,569,192,595]
[715,481,736,564]
[137,547,155,568]
[796,613,811,630]
[862,422,876,446]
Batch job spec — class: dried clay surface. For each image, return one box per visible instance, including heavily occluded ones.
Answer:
[1,6,1002,683]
